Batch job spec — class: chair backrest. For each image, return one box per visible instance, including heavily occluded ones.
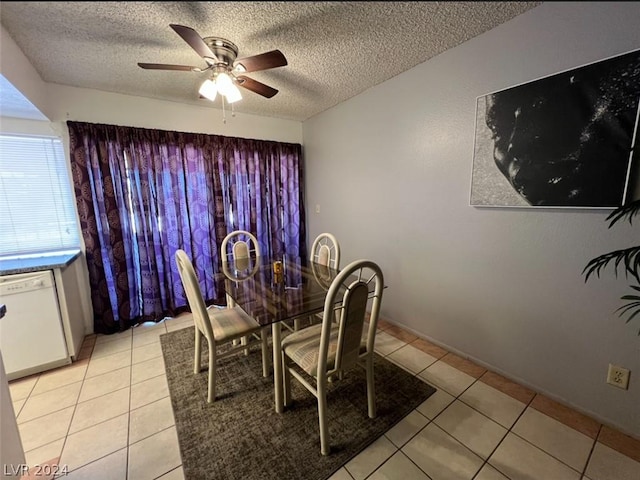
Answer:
[310,233,340,269]
[221,230,261,271]
[221,230,260,308]
[317,259,384,375]
[310,260,334,290]
[175,249,215,341]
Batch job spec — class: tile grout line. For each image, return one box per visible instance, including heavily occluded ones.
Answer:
[382,333,618,480]
[20,349,89,470]
[144,323,181,480]
[381,326,640,456]
[580,424,603,480]
[378,346,436,479]
[55,339,93,476]
[54,334,123,476]
[126,330,134,480]
[35,341,94,464]
[369,342,469,480]
[430,372,492,480]
[15,324,175,477]
[471,387,538,480]
[377,336,595,480]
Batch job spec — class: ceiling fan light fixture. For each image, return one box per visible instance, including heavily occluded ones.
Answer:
[138,25,287,106]
[225,84,243,104]
[199,79,218,101]
[215,72,234,95]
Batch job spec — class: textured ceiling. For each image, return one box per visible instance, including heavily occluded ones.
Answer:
[0,1,541,122]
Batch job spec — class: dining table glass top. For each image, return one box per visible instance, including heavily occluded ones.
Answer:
[220,255,344,327]
[219,254,385,414]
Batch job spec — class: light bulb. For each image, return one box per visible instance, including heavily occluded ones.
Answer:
[199,79,217,101]
[226,84,242,104]
[216,72,233,96]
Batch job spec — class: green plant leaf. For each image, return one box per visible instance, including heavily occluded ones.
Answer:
[606,199,640,228]
[616,300,640,311]
[624,310,640,324]
[584,201,640,335]
[583,246,640,284]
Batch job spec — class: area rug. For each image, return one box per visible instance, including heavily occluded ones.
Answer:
[160,326,436,480]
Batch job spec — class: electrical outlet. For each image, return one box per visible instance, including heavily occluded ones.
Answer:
[607,364,630,390]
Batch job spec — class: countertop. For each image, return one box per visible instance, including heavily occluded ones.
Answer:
[0,250,81,276]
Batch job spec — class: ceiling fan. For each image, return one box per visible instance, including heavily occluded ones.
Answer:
[138,24,287,103]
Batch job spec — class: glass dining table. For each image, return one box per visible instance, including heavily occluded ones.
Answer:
[220,255,340,413]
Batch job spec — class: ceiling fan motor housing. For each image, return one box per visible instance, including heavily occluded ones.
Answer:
[203,37,238,66]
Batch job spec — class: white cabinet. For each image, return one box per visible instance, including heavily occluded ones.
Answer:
[54,258,86,359]
[0,252,89,380]
[0,271,70,380]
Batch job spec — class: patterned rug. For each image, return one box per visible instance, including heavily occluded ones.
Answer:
[160,326,436,480]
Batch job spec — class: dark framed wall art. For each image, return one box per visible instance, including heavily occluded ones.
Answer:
[470,49,640,208]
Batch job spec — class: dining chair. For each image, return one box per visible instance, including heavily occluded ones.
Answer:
[221,230,262,309]
[295,232,341,330]
[281,259,384,455]
[310,232,341,269]
[220,229,272,355]
[221,229,298,336]
[175,249,269,403]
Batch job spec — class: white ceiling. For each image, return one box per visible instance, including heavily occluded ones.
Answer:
[0,1,541,122]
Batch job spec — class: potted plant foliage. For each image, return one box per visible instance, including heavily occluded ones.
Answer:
[583,199,640,335]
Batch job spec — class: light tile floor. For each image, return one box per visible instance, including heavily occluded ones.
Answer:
[8,316,640,480]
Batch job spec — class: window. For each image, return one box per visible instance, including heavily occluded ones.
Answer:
[0,134,81,257]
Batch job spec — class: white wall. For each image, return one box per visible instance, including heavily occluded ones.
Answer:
[303,2,640,437]
[44,84,302,145]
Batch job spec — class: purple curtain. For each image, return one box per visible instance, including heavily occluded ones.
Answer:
[68,121,305,334]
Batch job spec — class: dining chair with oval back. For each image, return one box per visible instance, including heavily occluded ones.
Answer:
[282,259,385,455]
[174,249,269,402]
[295,232,341,330]
[220,230,272,356]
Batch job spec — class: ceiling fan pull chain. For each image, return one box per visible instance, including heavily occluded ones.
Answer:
[222,96,227,124]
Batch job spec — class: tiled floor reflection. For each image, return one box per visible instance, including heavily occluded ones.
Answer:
[8,315,640,480]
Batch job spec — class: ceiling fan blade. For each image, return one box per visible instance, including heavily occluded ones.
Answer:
[138,63,199,72]
[169,24,219,63]
[234,50,287,73]
[236,75,279,98]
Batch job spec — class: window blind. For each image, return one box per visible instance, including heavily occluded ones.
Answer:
[0,134,81,257]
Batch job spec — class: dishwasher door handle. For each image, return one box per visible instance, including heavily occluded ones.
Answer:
[0,272,54,293]
[0,278,26,288]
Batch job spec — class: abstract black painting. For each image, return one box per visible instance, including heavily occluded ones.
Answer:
[470,49,640,208]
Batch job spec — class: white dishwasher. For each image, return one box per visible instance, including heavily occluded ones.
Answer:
[0,270,71,380]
